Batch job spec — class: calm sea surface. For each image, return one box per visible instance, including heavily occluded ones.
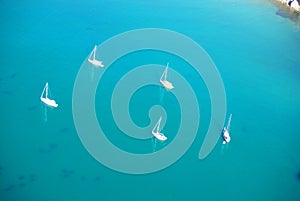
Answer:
[0,0,300,200]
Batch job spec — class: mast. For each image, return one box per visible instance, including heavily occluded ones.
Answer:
[164,63,169,81]
[156,116,162,133]
[152,116,162,133]
[45,82,49,98]
[93,46,96,60]
[160,63,169,81]
[160,69,165,81]
[226,114,232,131]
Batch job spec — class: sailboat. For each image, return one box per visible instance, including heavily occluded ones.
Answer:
[152,116,167,141]
[222,114,232,144]
[160,63,174,90]
[40,82,58,108]
[88,45,104,68]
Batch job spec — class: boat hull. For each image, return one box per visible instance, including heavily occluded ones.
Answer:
[160,80,174,90]
[88,58,104,68]
[152,131,167,141]
[222,128,231,144]
[41,97,58,108]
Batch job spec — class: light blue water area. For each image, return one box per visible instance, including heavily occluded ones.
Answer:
[1,0,300,200]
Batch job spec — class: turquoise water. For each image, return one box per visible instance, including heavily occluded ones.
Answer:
[1,0,300,200]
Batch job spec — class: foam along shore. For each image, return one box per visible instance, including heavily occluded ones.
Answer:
[278,0,300,12]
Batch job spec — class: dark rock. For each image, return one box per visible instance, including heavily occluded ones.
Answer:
[3,184,15,192]
[18,175,25,180]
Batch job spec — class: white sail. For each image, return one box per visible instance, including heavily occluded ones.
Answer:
[152,116,167,141]
[40,83,47,99]
[160,63,174,90]
[40,82,58,108]
[88,45,104,68]
[92,46,96,60]
[161,63,169,81]
[45,83,48,98]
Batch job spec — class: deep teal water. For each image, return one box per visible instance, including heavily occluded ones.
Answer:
[1,0,300,200]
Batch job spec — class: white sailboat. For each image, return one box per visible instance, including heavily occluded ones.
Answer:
[88,45,104,68]
[40,82,58,108]
[160,63,174,90]
[222,114,232,144]
[152,116,167,141]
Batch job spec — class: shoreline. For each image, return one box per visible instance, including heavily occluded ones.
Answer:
[275,0,300,12]
[271,0,300,23]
